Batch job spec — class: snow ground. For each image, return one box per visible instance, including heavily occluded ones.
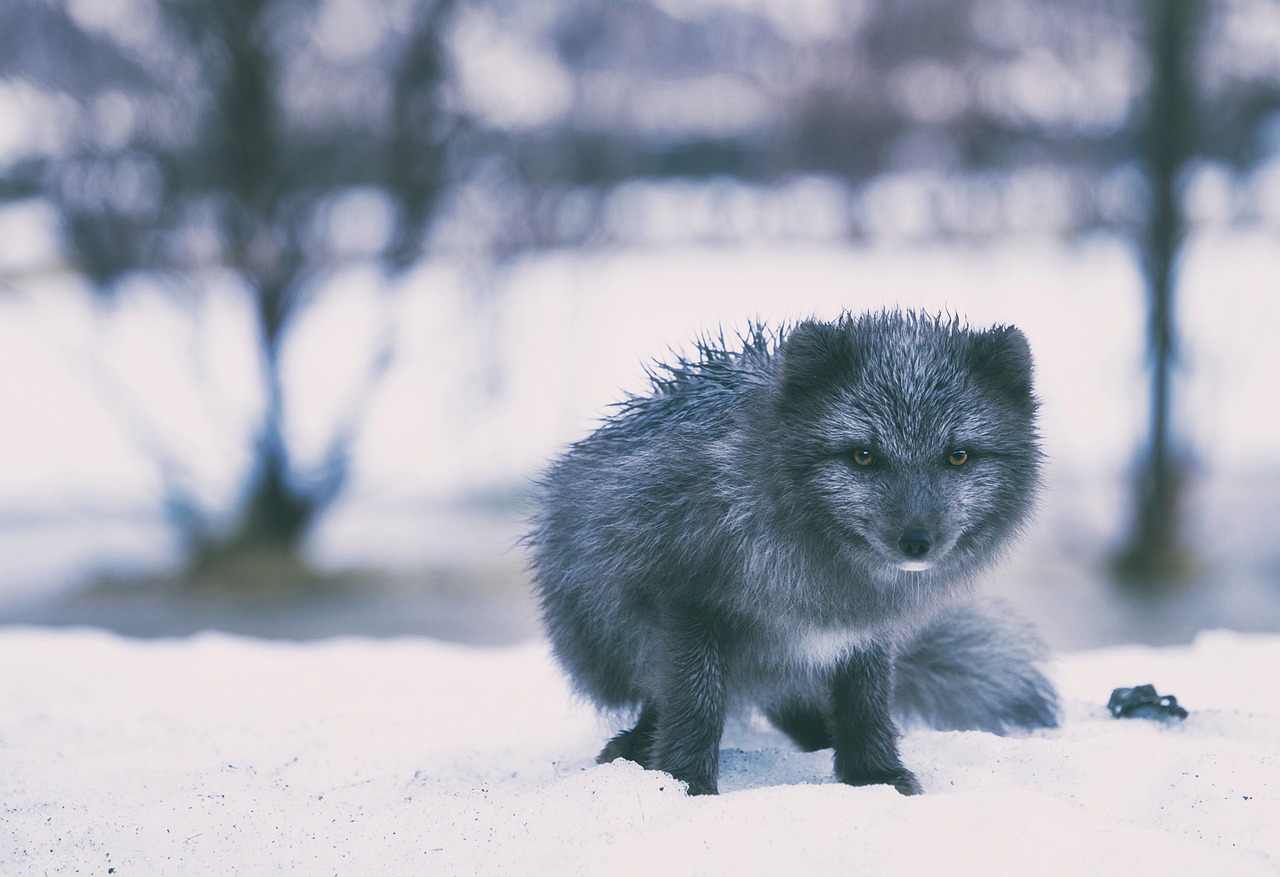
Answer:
[2,627,1277,875]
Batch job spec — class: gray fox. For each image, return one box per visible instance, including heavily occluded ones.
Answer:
[529,311,1058,796]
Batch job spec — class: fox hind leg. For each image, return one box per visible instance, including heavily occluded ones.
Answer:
[766,699,832,752]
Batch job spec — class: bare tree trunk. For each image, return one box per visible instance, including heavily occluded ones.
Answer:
[387,0,458,270]
[1115,0,1198,587]
[232,288,316,552]
[202,0,318,558]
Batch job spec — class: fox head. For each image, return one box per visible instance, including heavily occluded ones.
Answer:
[768,311,1042,582]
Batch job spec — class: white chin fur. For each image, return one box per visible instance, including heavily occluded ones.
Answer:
[897,560,932,573]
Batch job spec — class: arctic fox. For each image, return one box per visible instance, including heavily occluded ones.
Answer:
[529,311,1058,796]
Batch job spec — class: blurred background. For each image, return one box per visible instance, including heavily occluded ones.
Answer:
[1,0,1278,650]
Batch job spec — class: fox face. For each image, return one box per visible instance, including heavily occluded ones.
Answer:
[770,313,1042,583]
[813,438,1032,578]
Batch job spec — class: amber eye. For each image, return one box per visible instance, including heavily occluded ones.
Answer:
[852,449,875,467]
[947,449,969,466]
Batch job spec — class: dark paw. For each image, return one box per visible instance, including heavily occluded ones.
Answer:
[597,735,649,767]
[890,769,924,796]
[597,737,632,765]
[597,718,656,767]
[678,773,719,796]
[842,767,923,796]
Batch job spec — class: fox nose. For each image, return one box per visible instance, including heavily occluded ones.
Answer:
[898,529,932,559]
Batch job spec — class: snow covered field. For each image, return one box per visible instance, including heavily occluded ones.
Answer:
[2,626,1277,875]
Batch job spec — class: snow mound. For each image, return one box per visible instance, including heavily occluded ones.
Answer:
[2,627,1277,874]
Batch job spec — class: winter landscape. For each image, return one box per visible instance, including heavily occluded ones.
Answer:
[5,0,1280,873]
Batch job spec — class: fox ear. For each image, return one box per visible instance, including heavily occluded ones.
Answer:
[780,320,860,400]
[970,325,1036,411]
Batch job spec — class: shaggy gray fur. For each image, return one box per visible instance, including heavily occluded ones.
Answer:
[529,311,1059,796]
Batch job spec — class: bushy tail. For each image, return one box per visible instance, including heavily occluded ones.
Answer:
[892,598,1059,734]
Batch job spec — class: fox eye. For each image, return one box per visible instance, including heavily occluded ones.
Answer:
[947,449,969,466]
[851,449,875,467]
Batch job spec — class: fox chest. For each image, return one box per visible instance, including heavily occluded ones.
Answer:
[737,622,875,678]
[788,625,875,667]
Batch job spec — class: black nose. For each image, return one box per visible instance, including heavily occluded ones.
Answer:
[899,529,932,559]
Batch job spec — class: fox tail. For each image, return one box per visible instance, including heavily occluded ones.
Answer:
[893,597,1060,734]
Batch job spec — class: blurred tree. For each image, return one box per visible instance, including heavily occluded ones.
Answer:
[0,0,153,94]
[1115,0,1201,586]
[517,0,1147,238]
[1,0,463,562]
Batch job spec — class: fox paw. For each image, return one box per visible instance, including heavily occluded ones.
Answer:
[842,767,923,796]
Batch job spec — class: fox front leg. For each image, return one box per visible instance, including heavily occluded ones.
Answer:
[830,645,923,796]
[646,606,728,796]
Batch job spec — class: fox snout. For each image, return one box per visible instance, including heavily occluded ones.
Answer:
[898,528,932,559]
[896,527,935,572]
